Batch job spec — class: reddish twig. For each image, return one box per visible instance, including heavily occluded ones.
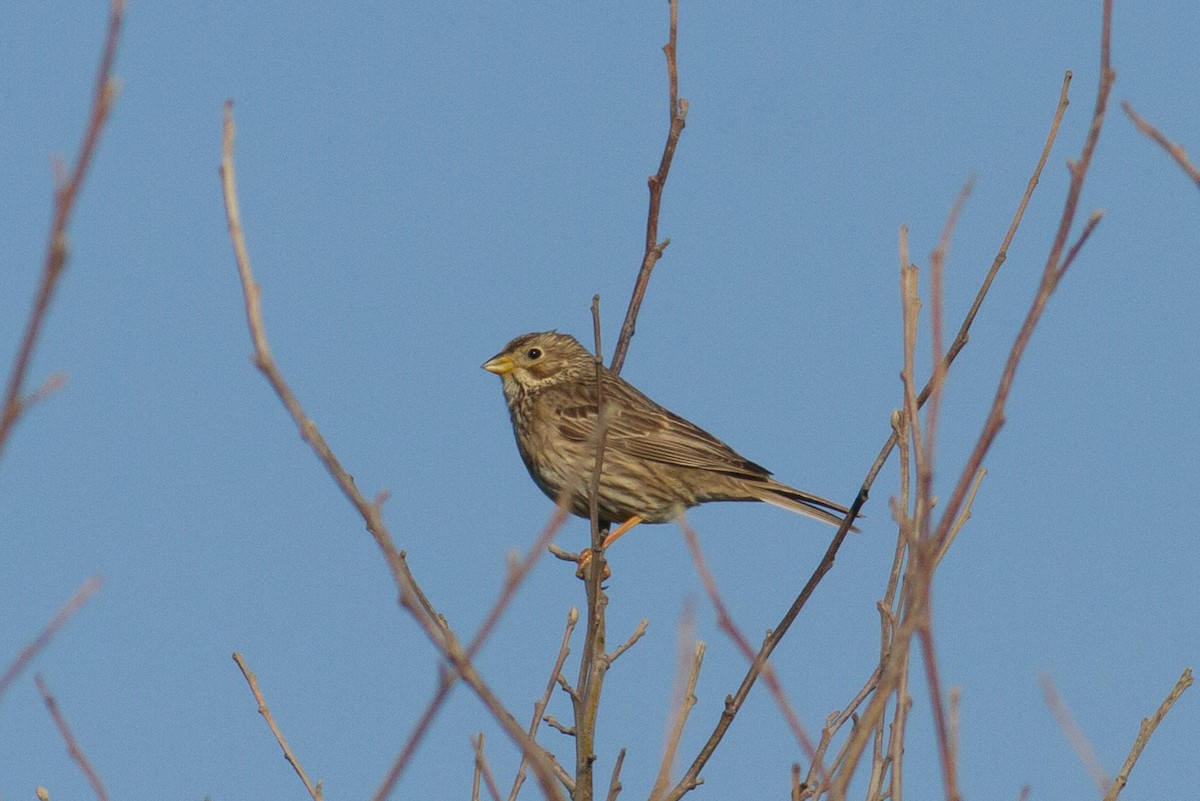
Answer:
[35,674,109,801]
[677,515,826,783]
[930,0,1115,551]
[376,501,572,797]
[1039,673,1110,793]
[610,0,689,376]
[0,0,124,458]
[0,576,103,702]
[1122,101,1200,188]
[668,65,1074,801]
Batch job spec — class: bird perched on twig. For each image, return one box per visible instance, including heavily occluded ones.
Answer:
[482,331,851,553]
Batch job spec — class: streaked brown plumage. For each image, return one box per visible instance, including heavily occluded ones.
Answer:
[482,331,849,538]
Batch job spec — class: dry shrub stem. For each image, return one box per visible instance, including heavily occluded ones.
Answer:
[610,0,688,376]
[508,608,580,801]
[1102,668,1194,801]
[1039,674,1110,792]
[0,576,103,703]
[666,65,1075,801]
[1040,668,1195,801]
[678,516,825,778]
[232,652,323,801]
[35,674,109,801]
[1122,101,1200,187]
[220,103,567,801]
[382,503,573,797]
[473,733,504,801]
[569,2,687,796]
[828,4,1117,798]
[0,0,124,459]
[651,635,706,801]
[605,748,628,801]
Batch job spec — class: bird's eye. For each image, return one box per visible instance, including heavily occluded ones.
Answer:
[526,348,543,360]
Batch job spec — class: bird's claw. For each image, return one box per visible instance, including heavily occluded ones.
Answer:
[575,548,612,581]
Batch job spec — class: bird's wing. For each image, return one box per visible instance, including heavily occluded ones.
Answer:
[552,373,772,480]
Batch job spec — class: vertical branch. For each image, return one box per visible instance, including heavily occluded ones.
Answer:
[0,0,124,458]
[574,295,611,801]
[651,614,705,801]
[921,180,974,540]
[35,675,109,801]
[930,0,1115,549]
[610,0,689,375]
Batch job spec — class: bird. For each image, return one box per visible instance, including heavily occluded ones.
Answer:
[482,331,851,554]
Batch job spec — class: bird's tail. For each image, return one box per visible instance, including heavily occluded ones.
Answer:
[753,480,858,531]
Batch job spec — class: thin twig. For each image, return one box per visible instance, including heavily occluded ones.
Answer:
[232,652,322,801]
[921,180,976,542]
[913,185,970,801]
[545,716,576,737]
[651,640,706,801]
[473,733,504,801]
[610,0,688,375]
[933,468,985,568]
[605,620,650,665]
[35,675,109,801]
[836,8,1115,794]
[574,295,611,801]
[605,748,628,801]
[667,68,1074,801]
[219,102,567,801]
[930,0,1115,551]
[1039,674,1109,793]
[1101,668,1194,801]
[383,503,572,796]
[508,608,580,801]
[1122,101,1200,188]
[0,576,103,702]
[0,0,124,459]
[677,515,825,780]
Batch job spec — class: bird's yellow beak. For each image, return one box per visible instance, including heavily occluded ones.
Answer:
[482,354,516,375]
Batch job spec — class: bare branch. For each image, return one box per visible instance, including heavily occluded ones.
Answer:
[1122,101,1200,188]
[605,748,628,801]
[651,639,705,801]
[219,103,567,801]
[610,0,689,375]
[0,576,103,702]
[573,295,612,801]
[605,620,650,665]
[930,0,1115,551]
[1039,673,1109,793]
[35,675,109,801]
[671,67,1074,801]
[1102,668,1194,801]
[0,0,124,458]
[508,609,580,801]
[677,515,824,778]
[232,652,322,801]
[545,716,576,737]
[473,733,503,801]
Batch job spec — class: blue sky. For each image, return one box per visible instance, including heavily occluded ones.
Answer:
[2,2,1197,799]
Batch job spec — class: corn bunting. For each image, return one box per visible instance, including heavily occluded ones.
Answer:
[483,331,850,549]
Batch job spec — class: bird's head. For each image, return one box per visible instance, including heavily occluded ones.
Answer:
[482,331,593,402]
